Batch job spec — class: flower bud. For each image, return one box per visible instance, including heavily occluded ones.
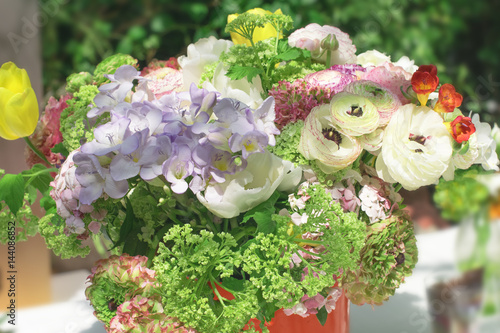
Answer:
[320,34,339,51]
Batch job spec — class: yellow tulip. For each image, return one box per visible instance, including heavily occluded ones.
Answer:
[0,62,39,140]
[227,8,283,46]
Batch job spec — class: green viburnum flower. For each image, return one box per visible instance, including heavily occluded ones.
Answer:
[85,255,159,327]
[66,71,93,93]
[93,53,138,86]
[59,84,103,152]
[341,211,418,306]
[38,213,90,259]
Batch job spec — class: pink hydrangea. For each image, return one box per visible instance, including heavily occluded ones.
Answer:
[361,63,412,104]
[329,181,360,213]
[50,149,99,237]
[109,295,196,333]
[288,23,357,65]
[25,94,72,168]
[87,255,159,295]
[283,288,342,318]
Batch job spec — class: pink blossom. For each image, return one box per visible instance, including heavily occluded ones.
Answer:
[329,181,360,213]
[25,94,72,168]
[361,63,412,104]
[288,23,357,65]
[303,69,358,94]
[269,79,334,129]
[144,67,184,99]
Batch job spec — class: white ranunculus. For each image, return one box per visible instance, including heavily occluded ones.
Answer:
[442,133,479,181]
[356,50,391,67]
[202,63,264,109]
[330,92,379,137]
[177,36,233,87]
[299,104,362,173]
[393,56,418,75]
[471,114,499,171]
[196,151,301,218]
[376,104,453,190]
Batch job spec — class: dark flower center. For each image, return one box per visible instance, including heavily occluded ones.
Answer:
[322,127,342,148]
[108,299,118,311]
[396,253,405,266]
[347,105,363,117]
[409,134,427,153]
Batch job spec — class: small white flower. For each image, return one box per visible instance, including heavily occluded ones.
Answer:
[291,212,308,226]
[356,50,391,67]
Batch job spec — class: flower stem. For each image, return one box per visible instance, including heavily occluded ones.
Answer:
[24,137,52,166]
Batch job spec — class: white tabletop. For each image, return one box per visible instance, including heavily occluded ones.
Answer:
[1,227,498,332]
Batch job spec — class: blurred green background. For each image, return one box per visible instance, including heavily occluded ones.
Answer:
[41,0,500,123]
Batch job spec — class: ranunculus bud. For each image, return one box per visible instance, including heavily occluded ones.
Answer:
[320,34,339,51]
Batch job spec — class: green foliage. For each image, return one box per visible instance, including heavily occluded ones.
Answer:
[433,167,490,222]
[153,224,260,333]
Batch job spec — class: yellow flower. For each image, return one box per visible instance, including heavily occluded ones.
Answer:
[0,62,39,140]
[227,8,283,46]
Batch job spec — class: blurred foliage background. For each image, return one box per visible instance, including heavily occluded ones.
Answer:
[41,0,500,122]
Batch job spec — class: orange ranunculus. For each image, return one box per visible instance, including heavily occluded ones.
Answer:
[0,62,39,140]
[445,115,476,143]
[411,64,439,106]
[433,83,463,113]
[227,8,283,46]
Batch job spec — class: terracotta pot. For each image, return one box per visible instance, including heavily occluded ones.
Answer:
[248,292,350,333]
[213,283,350,333]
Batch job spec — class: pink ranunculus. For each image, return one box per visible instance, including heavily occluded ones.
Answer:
[288,23,356,65]
[303,69,358,95]
[144,67,184,99]
[361,63,412,104]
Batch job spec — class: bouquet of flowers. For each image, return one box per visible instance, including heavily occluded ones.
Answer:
[1,7,499,333]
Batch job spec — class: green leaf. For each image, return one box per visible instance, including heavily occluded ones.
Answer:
[0,174,25,215]
[242,191,280,234]
[221,277,245,292]
[112,198,135,249]
[51,142,69,157]
[113,197,149,256]
[226,65,264,82]
[316,306,328,326]
[22,164,54,194]
[27,185,38,205]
